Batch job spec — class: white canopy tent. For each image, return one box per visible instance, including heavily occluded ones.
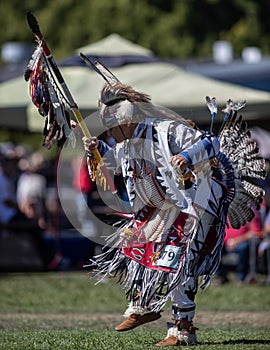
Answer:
[75,33,153,56]
[1,34,270,132]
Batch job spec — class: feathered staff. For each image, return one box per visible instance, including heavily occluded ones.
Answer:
[24,14,74,149]
[25,12,116,192]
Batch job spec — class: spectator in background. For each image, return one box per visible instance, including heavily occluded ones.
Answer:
[263,210,270,235]
[17,151,48,230]
[72,157,96,231]
[258,210,270,283]
[0,151,19,228]
[0,145,65,271]
[217,209,264,284]
[72,156,101,258]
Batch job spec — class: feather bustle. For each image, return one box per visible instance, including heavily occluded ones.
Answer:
[219,111,265,229]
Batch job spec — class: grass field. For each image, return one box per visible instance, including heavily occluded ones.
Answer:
[0,272,270,349]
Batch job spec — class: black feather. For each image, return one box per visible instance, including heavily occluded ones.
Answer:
[219,110,265,229]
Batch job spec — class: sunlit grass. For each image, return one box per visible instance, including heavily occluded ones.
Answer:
[0,272,269,349]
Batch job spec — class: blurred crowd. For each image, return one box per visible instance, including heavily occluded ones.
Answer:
[0,142,71,271]
[1,141,270,283]
[217,199,270,284]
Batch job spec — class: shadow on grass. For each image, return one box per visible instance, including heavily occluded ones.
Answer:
[200,339,270,346]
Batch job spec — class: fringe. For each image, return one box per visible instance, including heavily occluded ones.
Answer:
[88,195,229,312]
[86,156,109,191]
[123,302,149,317]
[89,235,226,313]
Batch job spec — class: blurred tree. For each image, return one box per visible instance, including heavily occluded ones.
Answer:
[0,0,269,63]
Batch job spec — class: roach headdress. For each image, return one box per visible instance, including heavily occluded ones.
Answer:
[79,57,151,128]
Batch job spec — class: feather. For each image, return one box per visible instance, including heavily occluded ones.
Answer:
[222,99,233,115]
[63,109,76,148]
[205,96,217,114]
[47,80,66,127]
[94,60,121,85]
[218,108,265,229]
[42,100,67,150]
[24,45,43,81]
[232,100,246,111]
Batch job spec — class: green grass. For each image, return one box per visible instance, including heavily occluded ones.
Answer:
[0,272,270,349]
[0,272,126,313]
[1,327,269,350]
[0,272,269,313]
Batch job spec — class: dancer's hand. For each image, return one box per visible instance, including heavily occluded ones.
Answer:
[82,136,99,153]
[170,155,188,172]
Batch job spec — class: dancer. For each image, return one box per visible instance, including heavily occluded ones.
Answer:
[82,62,265,346]
[24,12,266,346]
